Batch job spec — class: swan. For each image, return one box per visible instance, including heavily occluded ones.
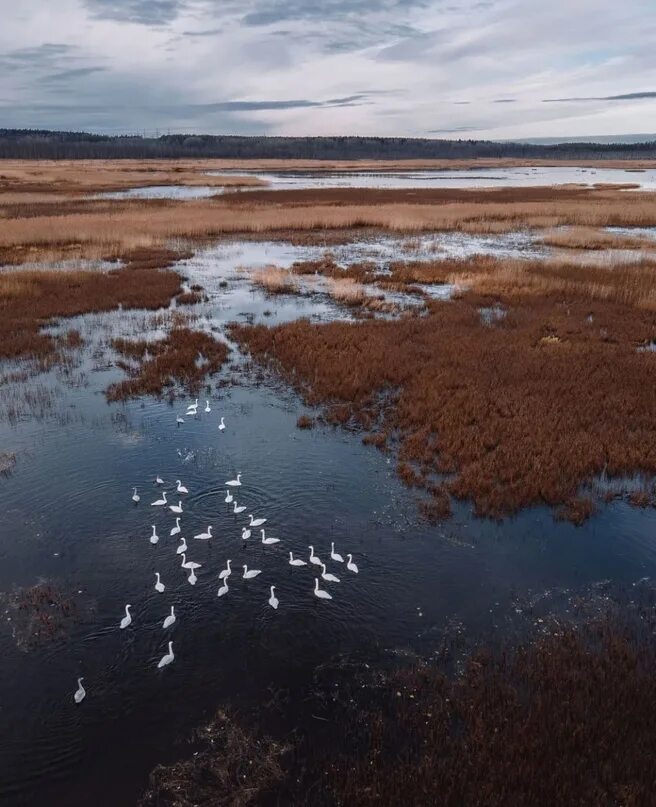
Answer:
[218,417,226,431]
[132,488,140,503]
[261,529,280,546]
[151,491,167,506]
[225,489,233,504]
[289,551,306,567]
[193,526,212,541]
[187,569,197,586]
[157,641,174,668]
[156,476,164,485]
[241,527,251,540]
[248,514,266,527]
[217,579,229,597]
[176,536,188,554]
[155,572,165,593]
[150,525,159,545]
[321,563,340,583]
[314,578,332,600]
[176,415,185,424]
[243,564,261,579]
[170,517,181,536]
[163,606,176,629]
[219,560,232,580]
[169,500,183,514]
[330,542,344,563]
[308,546,322,567]
[233,501,246,514]
[73,677,86,704]
[180,553,201,570]
[346,554,359,574]
[268,586,279,610]
[205,400,211,413]
[186,398,198,414]
[176,480,189,494]
[120,604,132,629]
[225,473,242,487]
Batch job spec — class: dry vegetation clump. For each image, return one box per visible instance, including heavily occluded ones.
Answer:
[107,328,229,401]
[540,226,656,251]
[231,281,656,519]
[296,415,314,429]
[0,450,17,476]
[251,266,300,295]
[176,290,206,305]
[0,247,184,362]
[139,709,287,807]
[0,583,79,650]
[554,496,595,526]
[289,613,656,806]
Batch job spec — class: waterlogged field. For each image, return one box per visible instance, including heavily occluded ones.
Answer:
[2,160,656,805]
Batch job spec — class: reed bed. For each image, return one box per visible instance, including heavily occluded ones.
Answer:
[0,247,184,361]
[252,267,301,295]
[540,226,656,250]
[231,278,656,519]
[107,328,229,401]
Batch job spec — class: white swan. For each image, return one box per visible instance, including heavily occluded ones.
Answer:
[218,417,226,431]
[120,604,132,629]
[225,473,242,487]
[186,398,198,414]
[180,553,201,570]
[243,564,261,579]
[176,480,189,494]
[330,542,344,563]
[150,525,159,545]
[346,554,359,573]
[156,476,164,485]
[169,500,183,514]
[268,586,279,609]
[176,536,188,555]
[132,488,140,503]
[225,489,234,504]
[314,578,332,600]
[163,606,176,629]
[233,501,246,514]
[321,563,340,583]
[217,579,229,597]
[187,569,197,586]
[241,527,251,540]
[289,552,306,567]
[308,546,322,566]
[261,529,280,545]
[170,517,181,536]
[176,415,185,424]
[155,572,165,593]
[219,560,232,580]
[151,491,167,507]
[205,400,211,413]
[193,526,212,541]
[73,677,86,704]
[157,641,174,668]
[248,514,266,527]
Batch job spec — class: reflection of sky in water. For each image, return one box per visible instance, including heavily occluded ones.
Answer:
[1,234,656,805]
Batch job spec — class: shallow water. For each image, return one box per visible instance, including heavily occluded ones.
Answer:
[1,237,656,805]
[209,166,656,191]
[97,185,224,200]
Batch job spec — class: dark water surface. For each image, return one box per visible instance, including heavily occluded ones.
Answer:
[1,238,656,805]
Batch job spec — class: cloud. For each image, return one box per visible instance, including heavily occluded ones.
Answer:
[43,67,107,83]
[544,91,656,102]
[181,28,223,37]
[84,0,186,25]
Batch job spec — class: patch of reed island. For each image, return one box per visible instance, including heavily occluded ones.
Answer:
[140,584,656,806]
[232,251,656,522]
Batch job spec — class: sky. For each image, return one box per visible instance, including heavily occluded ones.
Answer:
[0,0,655,139]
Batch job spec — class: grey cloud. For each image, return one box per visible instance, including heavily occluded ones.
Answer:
[0,43,74,70]
[543,91,656,102]
[493,98,516,103]
[182,28,223,37]
[43,67,107,83]
[182,94,371,112]
[84,0,186,25]
[241,0,427,27]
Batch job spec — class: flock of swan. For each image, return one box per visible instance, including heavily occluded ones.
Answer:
[73,402,359,705]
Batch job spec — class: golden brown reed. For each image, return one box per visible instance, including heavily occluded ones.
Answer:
[540,226,656,251]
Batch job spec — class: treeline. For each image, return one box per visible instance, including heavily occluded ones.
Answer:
[1,128,656,160]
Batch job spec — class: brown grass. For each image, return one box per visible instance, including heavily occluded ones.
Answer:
[296,414,314,429]
[251,266,300,295]
[0,247,184,361]
[231,277,656,519]
[107,327,229,400]
[540,226,656,251]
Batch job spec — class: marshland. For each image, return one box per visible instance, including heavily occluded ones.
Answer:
[2,158,656,805]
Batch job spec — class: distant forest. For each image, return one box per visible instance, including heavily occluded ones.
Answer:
[1,128,656,160]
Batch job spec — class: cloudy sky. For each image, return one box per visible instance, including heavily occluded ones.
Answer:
[1,0,654,139]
